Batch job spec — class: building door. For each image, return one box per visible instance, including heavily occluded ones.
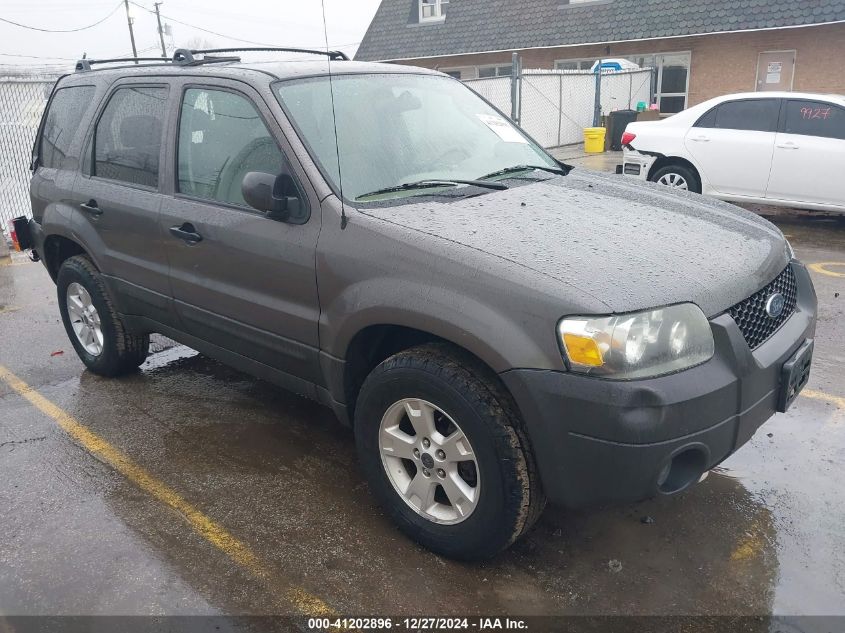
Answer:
[756,51,795,92]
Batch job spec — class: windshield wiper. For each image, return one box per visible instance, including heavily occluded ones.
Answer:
[356,179,508,201]
[478,164,570,181]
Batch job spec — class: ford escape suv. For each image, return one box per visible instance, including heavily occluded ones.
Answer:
[22,48,816,560]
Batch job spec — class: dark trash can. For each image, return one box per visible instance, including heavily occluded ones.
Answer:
[607,109,638,151]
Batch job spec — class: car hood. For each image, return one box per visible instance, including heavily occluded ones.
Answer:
[357,170,790,317]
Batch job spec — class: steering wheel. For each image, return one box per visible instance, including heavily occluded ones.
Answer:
[215,137,282,206]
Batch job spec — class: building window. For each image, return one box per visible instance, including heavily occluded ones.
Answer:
[554,58,598,71]
[653,53,690,114]
[477,65,512,78]
[419,0,447,22]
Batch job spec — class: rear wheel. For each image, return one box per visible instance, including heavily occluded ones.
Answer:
[354,343,545,560]
[57,255,149,376]
[650,163,701,194]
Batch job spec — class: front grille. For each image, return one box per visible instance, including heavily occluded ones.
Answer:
[728,264,797,349]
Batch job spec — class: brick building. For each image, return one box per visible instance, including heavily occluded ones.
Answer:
[355,0,845,114]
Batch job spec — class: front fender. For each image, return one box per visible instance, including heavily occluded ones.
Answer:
[320,278,552,374]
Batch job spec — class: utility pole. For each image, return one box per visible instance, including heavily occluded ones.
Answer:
[154,2,167,57]
[123,0,138,61]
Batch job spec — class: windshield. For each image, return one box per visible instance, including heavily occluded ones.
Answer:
[274,73,558,201]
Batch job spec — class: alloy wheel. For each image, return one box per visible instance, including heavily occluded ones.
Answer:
[378,398,480,524]
[66,282,104,356]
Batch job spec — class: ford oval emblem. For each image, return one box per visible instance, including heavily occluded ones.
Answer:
[765,292,785,319]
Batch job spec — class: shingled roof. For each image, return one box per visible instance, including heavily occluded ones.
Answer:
[355,0,845,61]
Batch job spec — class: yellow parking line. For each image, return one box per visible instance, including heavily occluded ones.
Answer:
[0,306,21,316]
[808,262,845,278]
[802,388,845,411]
[0,364,336,617]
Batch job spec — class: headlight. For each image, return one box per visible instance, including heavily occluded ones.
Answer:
[558,303,714,379]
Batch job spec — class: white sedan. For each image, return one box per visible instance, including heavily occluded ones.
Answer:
[621,92,845,213]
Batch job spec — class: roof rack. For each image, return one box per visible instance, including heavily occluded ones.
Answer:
[173,47,350,64]
[75,57,170,72]
[74,46,349,73]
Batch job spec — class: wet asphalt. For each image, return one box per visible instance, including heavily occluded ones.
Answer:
[0,211,843,619]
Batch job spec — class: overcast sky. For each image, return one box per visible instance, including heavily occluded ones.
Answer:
[0,0,382,67]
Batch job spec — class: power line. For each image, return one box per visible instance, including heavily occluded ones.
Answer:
[127,1,358,50]
[0,52,75,61]
[0,1,124,33]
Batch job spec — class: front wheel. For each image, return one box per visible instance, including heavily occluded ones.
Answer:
[650,163,702,194]
[57,255,149,376]
[354,343,545,560]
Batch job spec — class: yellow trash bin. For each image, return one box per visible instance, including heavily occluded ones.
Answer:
[583,127,606,153]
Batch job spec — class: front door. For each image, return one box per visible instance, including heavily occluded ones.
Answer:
[756,51,795,92]
[766,98,845,208]
[73,82,174,326]
[159,82,323,385]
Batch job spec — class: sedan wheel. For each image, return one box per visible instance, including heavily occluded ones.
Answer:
[656,172,689,190]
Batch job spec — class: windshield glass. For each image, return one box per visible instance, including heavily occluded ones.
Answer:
[274,73,557,201]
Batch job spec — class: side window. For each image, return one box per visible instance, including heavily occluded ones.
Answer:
[712,99,780,132]
[93,86,168,188]
[783,100,845,140]
[39,86,95,169]
[693,106,717,129]
[178,88,286,208]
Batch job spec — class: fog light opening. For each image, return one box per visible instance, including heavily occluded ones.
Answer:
[658,448,707,495]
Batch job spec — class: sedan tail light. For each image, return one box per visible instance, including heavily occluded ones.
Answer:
[621,131,637,146]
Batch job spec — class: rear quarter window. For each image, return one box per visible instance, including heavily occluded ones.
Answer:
[38,85,96,169]
[783,100,845,140]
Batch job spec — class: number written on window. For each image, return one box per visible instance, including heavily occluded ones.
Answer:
[785,100,845,140]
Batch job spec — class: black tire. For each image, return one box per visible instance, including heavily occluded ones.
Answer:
[354,343,545,560]
[650,163,702,194]
[57,255,149,376]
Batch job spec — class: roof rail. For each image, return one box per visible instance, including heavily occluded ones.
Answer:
[74,46,350,73]
[173,47,350,65]
[75,57,171,72]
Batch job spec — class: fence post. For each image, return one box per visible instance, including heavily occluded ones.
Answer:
[510,52,521,124]
[593,59,602,127]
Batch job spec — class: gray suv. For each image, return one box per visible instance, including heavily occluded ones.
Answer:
[23,49,816,559]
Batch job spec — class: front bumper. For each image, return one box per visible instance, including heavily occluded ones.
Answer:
[502,262,817,508]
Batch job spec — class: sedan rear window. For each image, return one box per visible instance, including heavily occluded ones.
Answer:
[709,99,780,133]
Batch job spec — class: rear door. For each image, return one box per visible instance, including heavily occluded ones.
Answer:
[73,79,175,326]
[684,98,780,197]
[159,79,323,386]
[766,98,845,208]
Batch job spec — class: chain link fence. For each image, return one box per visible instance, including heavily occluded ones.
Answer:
[0,67,61,234]
[466,66,654,148]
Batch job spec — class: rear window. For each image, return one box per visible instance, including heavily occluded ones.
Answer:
[711,99,780,132]
[39,86,95,169]
[783,100,845,140]
[93,86,168,188]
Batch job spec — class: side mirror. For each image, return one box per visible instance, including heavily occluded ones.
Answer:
[242,172,302,221]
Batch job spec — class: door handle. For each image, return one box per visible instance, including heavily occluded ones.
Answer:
[776,143,799,150]
[169,223,203,244]
[79,200,103,216]
[691,135,710,142]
